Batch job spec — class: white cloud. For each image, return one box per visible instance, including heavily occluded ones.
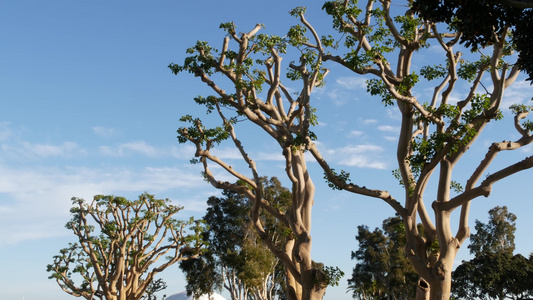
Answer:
[335,77,367,90]
[385,108,401,121]
[3,141,86,160]
[501,80,533,110]
[321,144,387,169]
[93,126,119,138]
[100,141,158,157]
[210,147,242,160]
[99,141,196,159]
[319,76,368,106]
[363,119,378,124]
[0,164,207,247]
[349,130,364,137]
[0,122,12,141]
[378,125,398,133]
[256,151,285,161]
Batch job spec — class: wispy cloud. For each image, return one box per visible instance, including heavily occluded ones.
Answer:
[2,141,86,160]
[335,77,367,90]
[321,144,387,169]
[349,130,364,137]
[99,141,196,159]
[93,126,119,138]
[319,76,368,106]
[377,125,399,133]
[99,141,159,157]
[502,80,533,110]
[0,164,207,247]
[363,119,378,124]
[0,122,12,141]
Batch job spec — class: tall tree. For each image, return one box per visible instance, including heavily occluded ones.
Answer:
[47,194,204,300]
[348,216,419,300]
[289,1,533,298]
[169,18,342,300]
[452,206,533,299]
[468,205,517,255]
[180,179,289,300]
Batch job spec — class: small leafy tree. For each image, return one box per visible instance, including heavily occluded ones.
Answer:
[47,194,204,300]
[348,216,419,300]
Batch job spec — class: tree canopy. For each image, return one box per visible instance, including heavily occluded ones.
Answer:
[468,206,517,255]
[47,194,204,300]
[180,179,289,300]
[452,206,533,299]
[412,0,533,82]
[348,216,419,300]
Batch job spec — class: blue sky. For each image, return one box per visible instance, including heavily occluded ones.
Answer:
[1,1,532,299]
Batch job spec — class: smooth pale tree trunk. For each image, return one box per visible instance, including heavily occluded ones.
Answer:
[428,268,453,300]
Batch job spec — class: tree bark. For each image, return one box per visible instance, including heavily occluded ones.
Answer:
[416,279,430,300]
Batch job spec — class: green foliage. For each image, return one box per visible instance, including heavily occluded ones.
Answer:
[219,21,237,36]
[287,24,309,47]
[412,0,533,81]
[322,266,345,287]
[409,131,448,174]
[367,73,419,106]
[324,168,352,190]
[452,252,533,299]
[452,206,533,299]
[367,78,395,106]
[180,178,290,299]
[141,278,168,300]
[322,1,363,32]
[168,41,217,76]
[393,14,422,43]
[469,206,517,256]
[348,216,419,300]
[420,64,447,81]
[457,57,490,82]
[409,92,504,177]
[450,180,463,193]
[510,103,533,132]
[289,6,307,17]
[177,115,230,147]
[253,33,287,54]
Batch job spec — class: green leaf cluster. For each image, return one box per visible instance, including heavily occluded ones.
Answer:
[180,178,290,299]
[324,168,351,190]
[453,206,533,299]
[348,216,419,299]
[178,115,230,147]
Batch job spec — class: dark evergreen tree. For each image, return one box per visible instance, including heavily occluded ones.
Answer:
[348,216,419,300]
[180,178,290,300]
[468,206,517,256]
